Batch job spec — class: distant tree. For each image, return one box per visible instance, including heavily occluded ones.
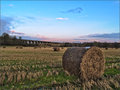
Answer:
[2,33,9,39]
[12,36,17,45]
[19,36,22,40]
[2,33,10,45]
[113,42,120,49]
[13,36,17,40]
[18,36,23,45]
[102,42,108,48]
[0,36,2,45]
[93,41,99,47]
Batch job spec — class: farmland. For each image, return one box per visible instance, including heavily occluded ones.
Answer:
[0,46,120,89]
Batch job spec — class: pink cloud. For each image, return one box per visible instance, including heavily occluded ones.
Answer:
[56,17,69,20]
[35,34,49,40]
[44,38,74,42]
[9,30,24,35]
[8,32,118,43]
[10,30,15,33]
[30,34,117,43]
[43,38,117,43]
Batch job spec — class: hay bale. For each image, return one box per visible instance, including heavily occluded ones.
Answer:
[19,46,23,49]
[3,46,6,48]
[62,47,105,81]
[105,47,108,50]
[34,46,37,49]
[61,47,64,49]
[53,47,60,51]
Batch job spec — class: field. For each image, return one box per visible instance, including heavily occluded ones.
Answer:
[0,46,120,89]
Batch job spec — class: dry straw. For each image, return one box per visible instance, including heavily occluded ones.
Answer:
[62,47,105,81]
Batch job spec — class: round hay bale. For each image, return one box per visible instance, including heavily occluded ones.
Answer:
[61,47,64,49]
[62,47,105,81]
[105,47,108,50]
[53,47,60,51]
[3,46,6,48]
[34,46,37,49]
[19,46,23,49]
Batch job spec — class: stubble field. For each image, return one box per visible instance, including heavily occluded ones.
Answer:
[0,46,120,89]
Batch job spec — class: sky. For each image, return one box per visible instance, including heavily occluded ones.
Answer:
[0,0,120,42]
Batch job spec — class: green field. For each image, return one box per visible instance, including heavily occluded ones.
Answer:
[0,47,120,89]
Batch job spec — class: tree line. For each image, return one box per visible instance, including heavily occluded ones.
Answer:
[0,33,120,48]
[0,33,22,46]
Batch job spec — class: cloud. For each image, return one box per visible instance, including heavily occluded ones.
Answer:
[8,4,14,7]
[14,16,35,23]
[6,32,119,43]
[75,33,119,42]
[18,34,49,41]
[0,16,15,35]
[89,33,119,39]
[25,16,36,20]
[39,37,75,43]
[0,15,54,36]
[9,30,25,35]
[0,16,28,35]
[56,17,69,20]
[36,34,49,40]
[7,31,47,41]
[61,7,83,14]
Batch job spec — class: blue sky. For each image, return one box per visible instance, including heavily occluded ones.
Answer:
[1,1,120,42]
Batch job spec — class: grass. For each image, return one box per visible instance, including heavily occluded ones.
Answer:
[0,46,120,89]
[104,68,120,76]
